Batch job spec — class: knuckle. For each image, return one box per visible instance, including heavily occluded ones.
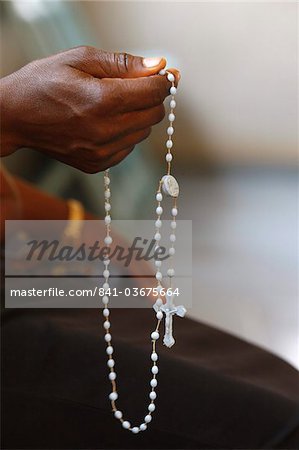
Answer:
[136,127,151,143]
[114,52,130,74]
[91,120,116,144]
[151,83,166,106]
[101,122,119,142]
[73,45,96,61]
[152,104,165,124]
[139,128,151,144]
[123,145,135,154]
[83,155,103,174]
[121,145,135,159]
[128,145,135,153]
[84,164,101,174]
[144,127,152,138]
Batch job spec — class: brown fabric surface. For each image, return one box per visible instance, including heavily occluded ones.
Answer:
[2,307,299,449]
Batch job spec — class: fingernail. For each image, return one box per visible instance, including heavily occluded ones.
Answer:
[143,57,163,68]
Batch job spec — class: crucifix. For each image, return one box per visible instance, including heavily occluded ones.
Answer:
[153,294,186,348]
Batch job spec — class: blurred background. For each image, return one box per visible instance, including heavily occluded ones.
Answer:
[1,1,298,368]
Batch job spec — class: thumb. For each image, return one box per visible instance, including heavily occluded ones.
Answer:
[65,46,166,79]
[100,51,167,78]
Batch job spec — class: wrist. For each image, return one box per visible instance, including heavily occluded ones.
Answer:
[0,73,27,156]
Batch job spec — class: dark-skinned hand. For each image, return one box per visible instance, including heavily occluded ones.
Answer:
[0,46,180,173]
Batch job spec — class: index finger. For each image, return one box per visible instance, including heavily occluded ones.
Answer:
[99,70,180,114]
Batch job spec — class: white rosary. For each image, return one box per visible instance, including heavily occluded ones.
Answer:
[101,69,186,434]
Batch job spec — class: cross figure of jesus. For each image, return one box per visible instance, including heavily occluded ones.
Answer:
[153,294,186,348]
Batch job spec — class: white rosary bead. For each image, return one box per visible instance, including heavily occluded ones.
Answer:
[140,423,147,431]
[167,268,175,278]
[155,271,162,281]
[105,203,111,212]
[148,403,156,412]
[170,86,177,95]
[156,285,163,294]
[149,391,157,400]
[171,220,177,229]
[170,234,176,243]
[150,378,158,388]
[104,236,112,245]
[104,215,111,225]
[170,100,176,109]
[156,206,163,215]
[151,352,158,362]
[104,333,111,342]
[155,219,162,228]
[109,392,118,401]
[122,421,131,430]
[166,139,173,149]
[103,259,110,266]
[167,72,175,82]
[109,371,116,381]
[144,415,152,423]
[114,410,122,419]
[154,232,161,242]
[171,207,178,217]
[106,346,114,355]
[156,310,163,320]
[107,359,115,368]
[104,176,110,186]
[131,427,140,434]
[156,192,163,202]
[159,69,166,76]
[167,126,174,135]
[105,190,111,199]
[151,365,159,375]
[166,153,173,162]
[168,113,175,122]
[103,320,110,329]
[169,247,175,256]
[103,308,110,317]
[102,295,109,305]
[151,331,159,340]
[155,259,162,268]
[103,269,110,278]
[103,282,109,290]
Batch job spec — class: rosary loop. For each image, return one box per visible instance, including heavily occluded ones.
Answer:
[101,69,186,433]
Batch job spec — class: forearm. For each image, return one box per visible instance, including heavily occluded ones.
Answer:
[14,177,70,220]
[0,169,94,241]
